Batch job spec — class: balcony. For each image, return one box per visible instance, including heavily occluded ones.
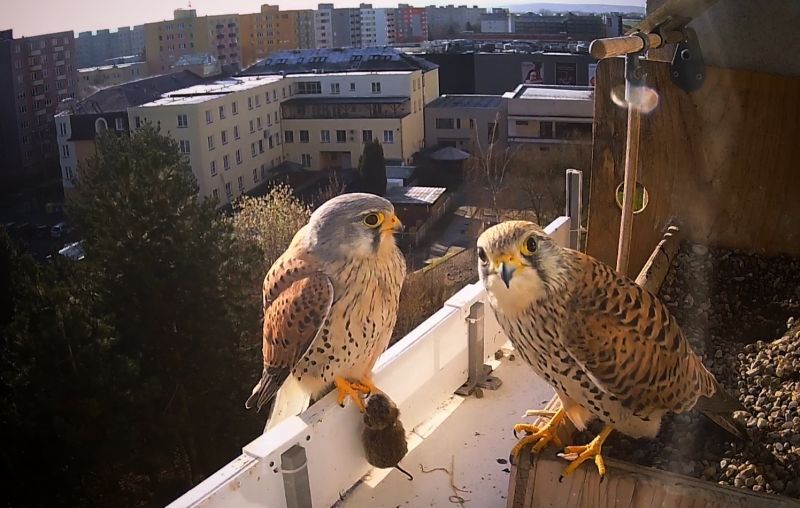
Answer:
[281,97,411,120]
[168,216,572,508]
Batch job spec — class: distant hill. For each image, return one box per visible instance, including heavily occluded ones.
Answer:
[503,3,646,14]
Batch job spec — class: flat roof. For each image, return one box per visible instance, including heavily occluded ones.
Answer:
[282,96,409,106]
[387,186,447,205]
[427,94,502,109]
[287,71,414,78]
[514,84,593,101]
[78,62,144,73]
[138,75,284,107]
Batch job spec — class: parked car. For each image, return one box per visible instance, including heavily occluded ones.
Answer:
[50,221,69,238]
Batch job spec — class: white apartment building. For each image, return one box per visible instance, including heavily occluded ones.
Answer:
[129,75,289,205]
[314,4,334,49]
[281,70,428,171]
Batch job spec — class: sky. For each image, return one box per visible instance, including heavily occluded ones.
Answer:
[3,0,645,37]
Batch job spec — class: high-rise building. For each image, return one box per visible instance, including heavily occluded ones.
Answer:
[395,4,428,43]
[143,9,241,75]
[76,25,145,68]
[425,4,485,39]
[0,29,77,188]
[291,10,316,49]
[360,4,395,47]
[314,4,334,49]
[241,5,300,68]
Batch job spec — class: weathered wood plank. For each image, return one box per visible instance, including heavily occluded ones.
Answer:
[585,58,800,278]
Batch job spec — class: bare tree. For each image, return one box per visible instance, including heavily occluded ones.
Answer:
[313,170,347,206]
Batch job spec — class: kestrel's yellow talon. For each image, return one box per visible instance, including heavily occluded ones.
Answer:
[558,425,613,479]
[510,408,566,461]
[351,376,379,395]
[523,410,559,419]
[335,376,366,412]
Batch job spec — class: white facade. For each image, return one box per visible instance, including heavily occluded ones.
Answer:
[375,8,396,46]
[129,76,289,206]
[480,15,513,33]
[503,84,594,145]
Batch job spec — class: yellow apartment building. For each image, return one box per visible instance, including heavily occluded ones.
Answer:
[128,75,289,205]
[240,5,303,68]
[144,9,241,74]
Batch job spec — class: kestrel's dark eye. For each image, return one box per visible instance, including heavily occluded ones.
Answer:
[521,236,537,256]
[363,212,383,228]
[477,247,488,264]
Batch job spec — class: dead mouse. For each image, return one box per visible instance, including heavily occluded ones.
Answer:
[361,392,413,481]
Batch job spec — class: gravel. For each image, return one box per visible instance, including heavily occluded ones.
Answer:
[582,244,800,499]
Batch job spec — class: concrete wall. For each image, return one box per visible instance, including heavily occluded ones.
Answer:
[647,0,800,76]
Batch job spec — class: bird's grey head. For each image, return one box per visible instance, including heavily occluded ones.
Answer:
[477,221,564,312]
[305,193,403,260]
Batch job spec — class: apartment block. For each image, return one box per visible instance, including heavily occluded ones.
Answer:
[143,9,241,74]
[0,29,77,188]
[425,4,485,39]
[240,5,300,68]
[128,76,289,205]
[55,70,216,197]
[75,25,145,68]
[76,61,148,99]
[395,4,428,43]
[291,10,316,49]
[281,70,427,171]
[360,4,395,47]
[314,4,334,49]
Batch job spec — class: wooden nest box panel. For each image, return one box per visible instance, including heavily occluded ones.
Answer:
[585,58,800,278]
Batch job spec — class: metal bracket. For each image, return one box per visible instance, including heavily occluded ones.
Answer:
[456,302,503,396]
[670,27,705,92]
[281,445,312,508]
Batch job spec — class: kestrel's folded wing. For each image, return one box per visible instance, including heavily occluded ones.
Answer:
[246,257,334,412]
[562,255,717,417]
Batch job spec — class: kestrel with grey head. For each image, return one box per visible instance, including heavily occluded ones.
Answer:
[246,193,406,429]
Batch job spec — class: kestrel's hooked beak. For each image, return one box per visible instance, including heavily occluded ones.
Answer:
[381,213,403,234]
[494,254,523,288]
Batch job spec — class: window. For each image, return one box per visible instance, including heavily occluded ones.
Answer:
[225,182,232,197]
[436,118,454,129]
[255,95,261,107]
[249,119,255,133]
[539,121,553,139]
[261,165,268,179]
[301,154,311,167]
[383,130,394,144]
[350,82,356,91]
[259,140,264,154]
[273,90,278,100]
[267,115,272,126]
[58,122,67,136]
[238,175,244,192]
[336,130,346,143]
[297,81,321,94]
[61,144,70,158]
[179,140,191,154]
[210,160,217,176]
[206,110,213,123]
[64,166,73,180]
[135,116,141,129]
[207,135,215,150]
[236,149,242,164]
[212,188,219,200]
[177,114,188,127]
[274,111,278,124]
[218,105,226,119]
[232,101,238,115]
[284,130,294,143]
[330,83,340,94]
[256,117,262,129]
[362,130,372,142]
[267,136,274,149]
[223,154,230,170]
[253,168,258,183]
[320,130,330,143]
[469,118,475,129]
[221,130,228,145]
[300,130,309,143]
[456,118,461,129]
[248,97,253,110]
[234,125,240,139]
[251,143,257,157]
[371,82,381,93]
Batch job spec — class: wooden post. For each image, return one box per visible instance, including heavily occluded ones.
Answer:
[615,52,645,276]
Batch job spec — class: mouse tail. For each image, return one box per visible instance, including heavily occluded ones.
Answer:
[396,464,414,481]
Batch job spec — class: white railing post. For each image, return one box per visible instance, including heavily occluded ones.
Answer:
[456,301,502,396]
[565,168,583,251]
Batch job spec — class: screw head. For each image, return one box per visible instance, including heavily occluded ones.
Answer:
[696,73,703,81]
[680,49,691,60]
